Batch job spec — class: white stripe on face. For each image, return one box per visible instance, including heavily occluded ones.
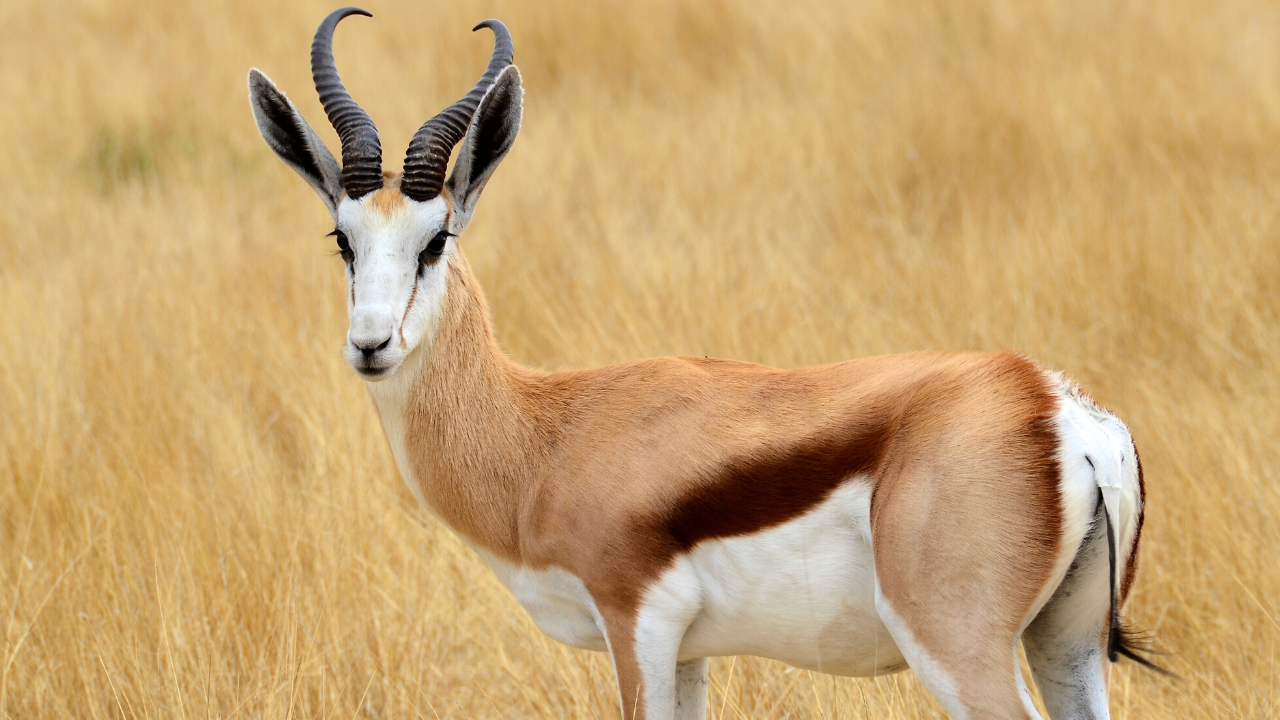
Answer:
[337,193,453,380]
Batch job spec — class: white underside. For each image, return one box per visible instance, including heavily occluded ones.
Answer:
[478,480,905,677]
[671,481,903,675]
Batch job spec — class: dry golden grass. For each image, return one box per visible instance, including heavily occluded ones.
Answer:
[2,0,1278,717]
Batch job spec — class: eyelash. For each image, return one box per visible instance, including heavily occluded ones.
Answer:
[331,229,353,265]
[327,229,454,270]
[418,230,454,268]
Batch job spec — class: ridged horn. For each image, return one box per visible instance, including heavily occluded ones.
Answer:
[312,7,383,199]
[401,19,514,202]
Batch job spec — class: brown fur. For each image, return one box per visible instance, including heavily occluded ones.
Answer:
[391,253,1073,718]
[399,282,418,348]
[1122,443,1146,602]
[869,355,1063,716]
[368,171,405,216]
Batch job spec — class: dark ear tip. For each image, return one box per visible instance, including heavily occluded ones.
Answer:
[495,65,523,93]
[496,65,523,96]
[248,69,279,99]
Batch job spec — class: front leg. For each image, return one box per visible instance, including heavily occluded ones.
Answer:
[609,645,707,720]
[674,658,708,720]
[606,613,695,720]
[601,569,704,719]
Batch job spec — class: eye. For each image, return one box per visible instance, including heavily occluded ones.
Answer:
[418,230,452,268]
[331,229,354,265]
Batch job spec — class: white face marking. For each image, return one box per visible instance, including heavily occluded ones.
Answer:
[335,193,455,381]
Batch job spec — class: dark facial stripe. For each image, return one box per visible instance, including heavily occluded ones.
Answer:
[399,280,419,348]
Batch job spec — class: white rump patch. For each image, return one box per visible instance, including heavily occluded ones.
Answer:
[1048,372,1141,613]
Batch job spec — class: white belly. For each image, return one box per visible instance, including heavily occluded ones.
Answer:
[477,480,903,677]
[672,480,903,676]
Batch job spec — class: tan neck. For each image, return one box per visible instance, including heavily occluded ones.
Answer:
[377,252,554,560]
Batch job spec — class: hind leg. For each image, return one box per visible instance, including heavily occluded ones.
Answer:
[876,585,1042,720]
[870,467,1064,718]
[1023,508,1112,719]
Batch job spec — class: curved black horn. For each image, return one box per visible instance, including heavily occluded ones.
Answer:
[401,19,514,202]
[312,7,383,199]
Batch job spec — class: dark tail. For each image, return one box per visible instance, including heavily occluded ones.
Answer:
[1101,488,1174,676]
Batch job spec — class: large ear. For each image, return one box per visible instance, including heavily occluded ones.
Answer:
[248,69,344,217]
[446,65,523,221]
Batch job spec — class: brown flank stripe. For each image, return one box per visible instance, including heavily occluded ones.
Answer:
[663,423,889,552]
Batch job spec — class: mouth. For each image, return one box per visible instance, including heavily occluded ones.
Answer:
[352,360,394,380]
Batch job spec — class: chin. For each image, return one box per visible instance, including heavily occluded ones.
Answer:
[346,353,404,382]
[354,364,396,381]
[344,342,422,383]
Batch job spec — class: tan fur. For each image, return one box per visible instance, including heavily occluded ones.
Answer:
[870,354,1062,716]
[394,251,1071,718]
[367,172,405,216]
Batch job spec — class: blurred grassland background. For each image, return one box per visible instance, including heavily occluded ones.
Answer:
[2,0,1279,717]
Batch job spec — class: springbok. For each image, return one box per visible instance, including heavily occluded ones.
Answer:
[248,8,1160,719]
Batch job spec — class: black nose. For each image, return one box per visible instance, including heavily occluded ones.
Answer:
[355,336,391,357]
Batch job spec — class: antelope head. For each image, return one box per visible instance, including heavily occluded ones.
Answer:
[248,7,522,380]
